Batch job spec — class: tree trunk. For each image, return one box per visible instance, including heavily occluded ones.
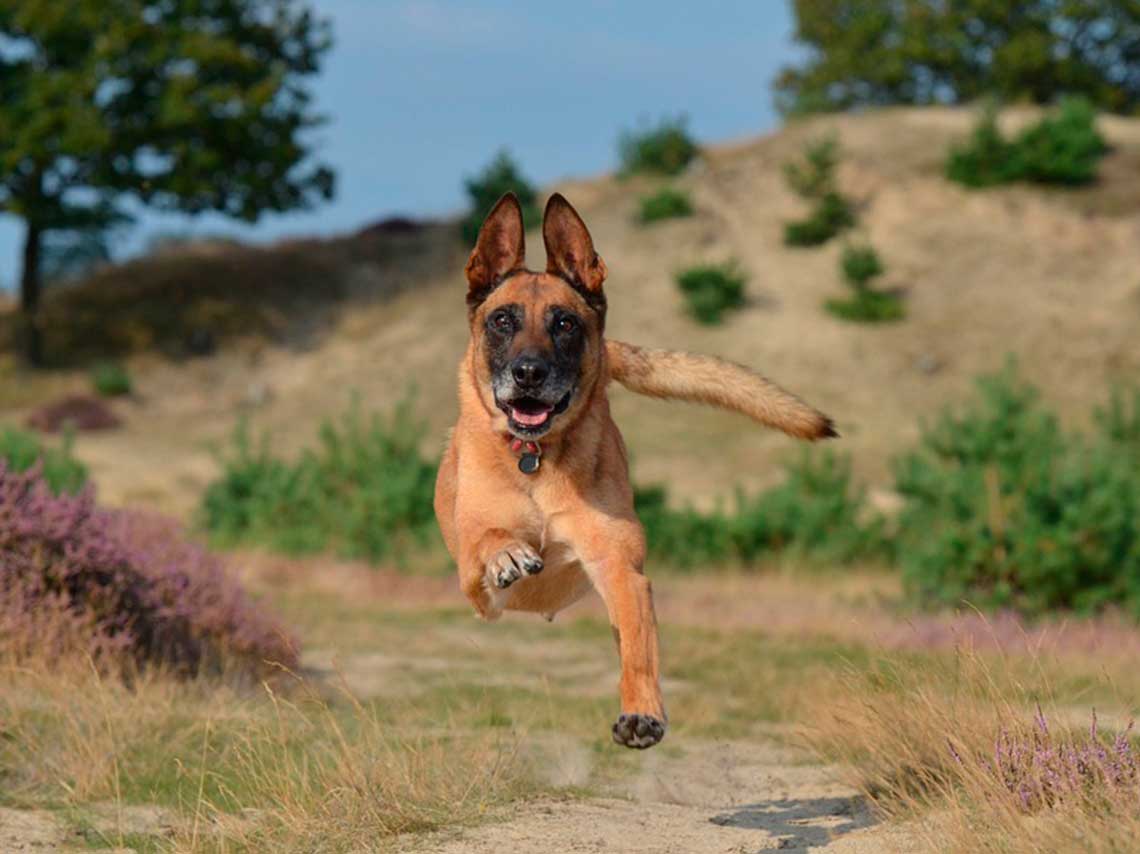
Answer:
[19,221,44,366]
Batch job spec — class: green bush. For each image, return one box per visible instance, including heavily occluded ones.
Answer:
[636,451,886,570]
[825,242,904,323]
[946,98,1107,188]
[637,187,694,223]
[199,398,439,562]
[945,102,1023,188]
[461,151,541,244]
[783,134,841,199]
[618,116,698,176]
[675,262,746,324]
[783,136,856,247]
[90,361,132,397]
[0,427,87,494]
[893,363,1140,616]
[824,289,905,323]
[840,244,884,287]
[1016,97,1108,185]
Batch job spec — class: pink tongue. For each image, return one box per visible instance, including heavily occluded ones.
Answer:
[511,407,551,427]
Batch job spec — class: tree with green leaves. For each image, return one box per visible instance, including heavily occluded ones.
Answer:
[776,0,1140,116]
[1,0,335,365]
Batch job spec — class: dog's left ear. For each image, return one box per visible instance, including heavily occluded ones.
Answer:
[543,193,607,293]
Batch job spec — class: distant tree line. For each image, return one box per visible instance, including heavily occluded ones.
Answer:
[777,0,1140,116]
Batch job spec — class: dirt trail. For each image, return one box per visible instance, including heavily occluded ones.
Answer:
[397,739,916,853]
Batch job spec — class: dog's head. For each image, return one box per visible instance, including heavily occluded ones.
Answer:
[464,192,608,440]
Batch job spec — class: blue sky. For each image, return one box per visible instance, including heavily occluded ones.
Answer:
[0,1,798,286]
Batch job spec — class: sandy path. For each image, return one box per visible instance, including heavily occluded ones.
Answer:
[397,739,916,853]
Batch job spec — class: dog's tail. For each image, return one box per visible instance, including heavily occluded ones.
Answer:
[605,340,837,441]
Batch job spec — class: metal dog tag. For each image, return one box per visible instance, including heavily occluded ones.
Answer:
[518,453,541,475]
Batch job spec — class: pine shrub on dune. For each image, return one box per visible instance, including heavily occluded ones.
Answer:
[0,463,297,677]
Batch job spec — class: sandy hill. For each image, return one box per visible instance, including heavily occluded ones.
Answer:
[5,106,1140,520]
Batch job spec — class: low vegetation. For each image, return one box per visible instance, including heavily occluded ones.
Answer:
[637,186,694,223]
[783,135,856,246]
[636,450,885,569]
[674,261,747,324]
[895,364,1140,616]
[461,150,541,243]
[0,462,296,677]
[947,98,1108,188]
[807,639,1140,853]
[618,115,699,176]
[200,398,440,562]
[0,426,87,493]
[824,242,904,323]
[90,361,132,397]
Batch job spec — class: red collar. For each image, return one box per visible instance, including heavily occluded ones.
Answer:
[507,436,542,474]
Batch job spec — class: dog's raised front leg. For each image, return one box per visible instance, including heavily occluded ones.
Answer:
[457,528,544,620]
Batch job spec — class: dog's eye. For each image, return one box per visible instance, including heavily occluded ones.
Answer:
[555,316,577,334]
[490,311,513,333]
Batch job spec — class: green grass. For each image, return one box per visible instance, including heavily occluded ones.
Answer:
[636,186,694,223]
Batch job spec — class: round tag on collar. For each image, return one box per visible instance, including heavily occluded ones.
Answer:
[518,453,541,475]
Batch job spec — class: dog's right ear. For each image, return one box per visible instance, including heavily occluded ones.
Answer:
[465,193,526,308]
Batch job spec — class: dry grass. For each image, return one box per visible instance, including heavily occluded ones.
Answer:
[802,637,1140,853]
[0,653,531,852]
[5,567,1140,851]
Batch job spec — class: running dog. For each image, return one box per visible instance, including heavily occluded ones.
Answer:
[434,192,835,748]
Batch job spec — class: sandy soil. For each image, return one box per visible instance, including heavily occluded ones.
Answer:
[395,738,918,853]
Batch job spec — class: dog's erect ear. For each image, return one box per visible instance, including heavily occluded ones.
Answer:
[465,193,526,304]
[543,193,607,293]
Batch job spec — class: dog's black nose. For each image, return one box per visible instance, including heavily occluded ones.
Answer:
[511,356,549,388]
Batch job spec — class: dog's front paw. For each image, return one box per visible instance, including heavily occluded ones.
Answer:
[612,713,666,749]
[486,542,544,590]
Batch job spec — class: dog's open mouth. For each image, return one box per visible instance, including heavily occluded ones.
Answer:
[499,391,573,435]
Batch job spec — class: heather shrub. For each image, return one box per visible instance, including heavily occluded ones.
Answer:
[893,363,1140,616]
[675,262,747,324]
[200,398,439,562]
[618,116,698,176]
[26,394,121,433]
[637,186,694,223]
[983,708,1139,813]
[636,450,885,569]
[0,427,87,493]
[90,361,132,397]
[947,98,1107,188]
[825,242,905,323]
[461,150,540,244]
[783,135,856,247]
[0,463,296,676]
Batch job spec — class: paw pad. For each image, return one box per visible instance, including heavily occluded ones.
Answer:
[612,713,665,749]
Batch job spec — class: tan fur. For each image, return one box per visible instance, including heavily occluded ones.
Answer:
[434,193,834,748]
[606,340,836,441]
